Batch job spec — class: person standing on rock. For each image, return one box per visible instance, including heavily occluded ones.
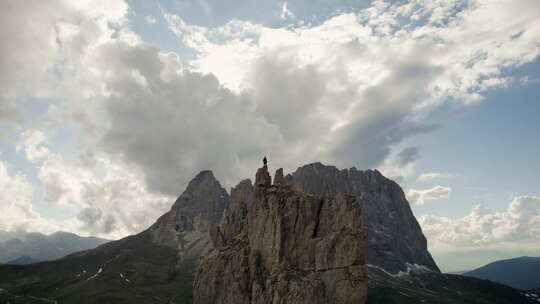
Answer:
[263,156,267,166]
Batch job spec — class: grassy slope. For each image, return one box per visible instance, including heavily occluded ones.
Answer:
[0,232,195,303]
[367,272,537,304]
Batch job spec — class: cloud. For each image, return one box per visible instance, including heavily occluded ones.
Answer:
[16,130,51,162]
[420,196,540,269]
[145,15,157,24]
[378,146,423,182]
[0,0,128,123]
[419,188,540,272]
[168,0,540,104]
[161,0,539,181]
[418,172,452,181]
[520,76,540,86]
[395,147,420,167]
[280,2,296,20]
[13,129,173,238]
[421,196,540,247]
[78,207,116,234]
[0,160,76,233]
[407,185,452,205]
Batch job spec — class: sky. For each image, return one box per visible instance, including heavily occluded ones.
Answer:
[0,0,538,272]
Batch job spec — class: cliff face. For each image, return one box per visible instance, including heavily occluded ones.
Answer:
[148,170,229,264]
[285,162,440,274]
[193,165,367,304]
[229,178,254,211]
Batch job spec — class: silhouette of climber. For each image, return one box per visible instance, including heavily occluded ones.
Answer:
[263,156,267,166]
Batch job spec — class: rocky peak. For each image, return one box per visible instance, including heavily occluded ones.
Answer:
[194,165,367,304]
[255,164,271,186]
[286,162,440,274]
[230,178,254,211]
[273,168,285,186]
[170,170,229,228]
[147,170,229,261]
[184,170,220,195]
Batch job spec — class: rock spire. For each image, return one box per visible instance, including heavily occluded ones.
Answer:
[193,165,367,304]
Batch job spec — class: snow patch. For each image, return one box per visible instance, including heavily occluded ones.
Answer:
[368,263,433,279]
[120,272,131,283]
[396,263,434,278]
[76,270,87,278]
[86,268,102,281]
[367,264,394,277]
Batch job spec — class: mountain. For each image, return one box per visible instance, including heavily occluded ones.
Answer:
[0,231,110,263]
[0,162,535,303]
[147,170,229,266]
[0,230,27,243]
[284,162,439,274]
[464,256,540,290]
[6,256,38,265]
[447,270,468,275]
[0,169,230,303]
[193,165,367,303]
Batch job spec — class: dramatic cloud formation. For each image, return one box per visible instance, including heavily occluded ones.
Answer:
[420,196,540,270]
[407,185,453,205]
[163,0,540,180]
[0,0,538,239]
[0,161,40,231]
[421,196,540,247]
[15,129,172,238]
[0,160,78,233]
[0,0,128,123]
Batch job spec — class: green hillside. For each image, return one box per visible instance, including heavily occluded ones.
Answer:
[0,232,195,303]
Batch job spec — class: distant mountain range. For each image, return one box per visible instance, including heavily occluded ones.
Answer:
[0,231,110,264]
[464,256,540,290]
[6,256,38,265]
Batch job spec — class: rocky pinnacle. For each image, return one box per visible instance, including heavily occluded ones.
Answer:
[193,165,367,304]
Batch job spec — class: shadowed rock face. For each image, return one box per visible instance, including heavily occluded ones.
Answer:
[193,165,367,304]
[229,179,254,211]
[285,162,440,274]
[148,170,229,264]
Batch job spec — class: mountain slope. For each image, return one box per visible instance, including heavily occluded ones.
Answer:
[0,170,230,303]
[367,269,537,304]
[464,256,540,290]
[0,231,193,303]
[0,231,109,263]
[6,256,38,265]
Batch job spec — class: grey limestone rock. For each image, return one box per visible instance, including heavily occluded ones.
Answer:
[285,162,440,274]
[230,179,254,211]
[255,164,271,187]
[273,168,285,186]
[148,170,229,264]
[193,165,367,304]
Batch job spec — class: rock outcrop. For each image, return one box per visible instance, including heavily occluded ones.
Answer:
[285,162,440,274]
[193,165,367,304]
[148,170,229,264]
[230,179,254,211]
